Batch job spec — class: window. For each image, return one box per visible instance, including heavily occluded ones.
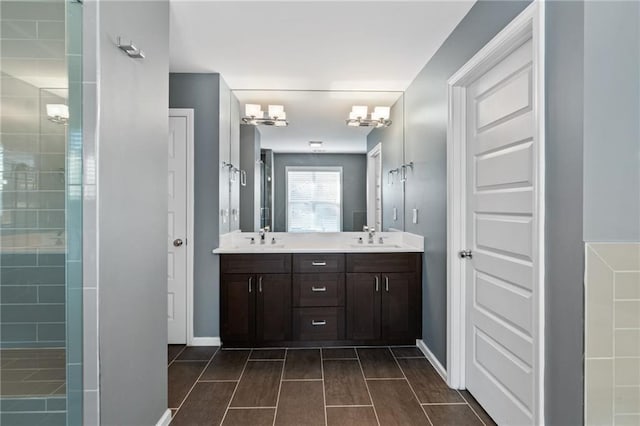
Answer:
[286,166,342,232]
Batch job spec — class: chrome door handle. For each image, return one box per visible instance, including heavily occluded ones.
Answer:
[311,261,327,266]
[173,238,183,247]
[459,250,473,259]
[311,286,327,292]
[258,276,263,293]
[375,276,379,292]
[311,320,326,326]
[248,276,252,293]
[385,276,389,292]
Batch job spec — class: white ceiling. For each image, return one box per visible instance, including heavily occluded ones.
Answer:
[234,90,402,153]
[169,0,475,152]
[169,1,475,91]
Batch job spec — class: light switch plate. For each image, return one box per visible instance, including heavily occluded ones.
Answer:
[412,208,418,224]
[393,207,397,221]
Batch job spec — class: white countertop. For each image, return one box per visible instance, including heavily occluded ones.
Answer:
[213,231,424,254]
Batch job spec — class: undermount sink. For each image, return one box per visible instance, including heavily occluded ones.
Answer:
[232,244,286,249]
[348,243,403,249]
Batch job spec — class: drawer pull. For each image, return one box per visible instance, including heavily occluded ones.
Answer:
[311,261,327,266]
[311,286,327,292]
[311,320,327,326]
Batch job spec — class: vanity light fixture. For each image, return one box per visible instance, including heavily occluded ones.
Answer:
[46,104,69,125]
[346,105,392,128]
[242,104,288,127]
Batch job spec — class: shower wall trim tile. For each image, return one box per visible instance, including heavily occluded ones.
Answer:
[585,242,640,425]
[82,0,100,425]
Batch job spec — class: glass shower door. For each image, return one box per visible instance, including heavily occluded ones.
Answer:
[0,1,83,424]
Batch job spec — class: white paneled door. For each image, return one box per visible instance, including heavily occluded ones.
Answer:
[168,113,190,344]
[464,36,538,424]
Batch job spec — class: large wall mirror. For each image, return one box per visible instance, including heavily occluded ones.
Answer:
[225,90,405,234]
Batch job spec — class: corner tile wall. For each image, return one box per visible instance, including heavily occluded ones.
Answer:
[0,0,68,349]
[585,243,640,425]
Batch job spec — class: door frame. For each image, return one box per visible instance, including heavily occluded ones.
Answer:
[169,108,195,345]
[445,1,545,423]
[367,143,382,230]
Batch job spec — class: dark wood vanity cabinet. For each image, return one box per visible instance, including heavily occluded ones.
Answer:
[346,254,421,343]
[221,255,292,345]
[220,252,420,347]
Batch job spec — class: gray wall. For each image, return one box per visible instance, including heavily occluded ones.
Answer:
[98,1,169,424]
[583,1,640,242]
[239,125,261,232]
[402,0,530,368]
[367,96,405,231]
[273,154,367,232]
[169,73,221,338]
[545,2,585,424]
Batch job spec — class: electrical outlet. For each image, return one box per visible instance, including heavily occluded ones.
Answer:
[412,208,418,224]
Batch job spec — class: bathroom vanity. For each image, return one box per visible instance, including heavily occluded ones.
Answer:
[215,232,423,347]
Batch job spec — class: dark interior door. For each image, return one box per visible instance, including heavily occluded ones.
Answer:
[220,274,255,344]
[256,273,292,342]
[346,273,381,340]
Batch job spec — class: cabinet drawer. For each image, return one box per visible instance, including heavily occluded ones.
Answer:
[221,254,292,274]
[346,253,421,273]
[293,307,344,341]
[293,273,344,307]
[293,254,345,273]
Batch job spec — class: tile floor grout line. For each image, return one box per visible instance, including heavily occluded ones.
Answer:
[272,348,287,426]
[173,346,221,418]
[198,379,240,383]
[421,402,469,406]
[168,345,188,367]
[457,389,488,426]
[219,348,253,426]
[281,378,323,382]
[320,351,328,426]
[355,347,382,426]
[389,346,435,426]
[364,377,407,381]
[227,406,277,410]
[325,404,375,408]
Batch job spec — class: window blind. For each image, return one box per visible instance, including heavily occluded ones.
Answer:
[287,168,341,232]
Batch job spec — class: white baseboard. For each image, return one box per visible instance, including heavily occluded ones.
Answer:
[156,409,172,426]
[417,339,448,382]
[190,337,221,346]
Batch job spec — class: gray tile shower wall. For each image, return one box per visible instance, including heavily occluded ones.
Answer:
[0,0,68,349]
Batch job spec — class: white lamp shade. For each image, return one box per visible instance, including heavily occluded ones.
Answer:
[46,104,69,119]
[245,104,263,118]
[268,104,285,118]
[373,106,390,120]
[351,105,368,119]
[349,111,361,120]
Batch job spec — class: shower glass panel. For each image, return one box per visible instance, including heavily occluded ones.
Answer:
[0,0,83,424]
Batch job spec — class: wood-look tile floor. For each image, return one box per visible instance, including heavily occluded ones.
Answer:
[168,345,496,426]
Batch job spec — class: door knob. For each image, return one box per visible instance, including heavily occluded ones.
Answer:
[173,238,183,247]
[459,249,472,259]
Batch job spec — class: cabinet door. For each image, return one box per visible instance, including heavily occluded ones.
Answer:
[381,272,419,341]
[346,273,381,340]
[221,274,255,344]
[256,274,292,342]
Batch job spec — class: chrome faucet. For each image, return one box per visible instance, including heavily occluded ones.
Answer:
[368,228,375,244]
[259,228,267,244]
